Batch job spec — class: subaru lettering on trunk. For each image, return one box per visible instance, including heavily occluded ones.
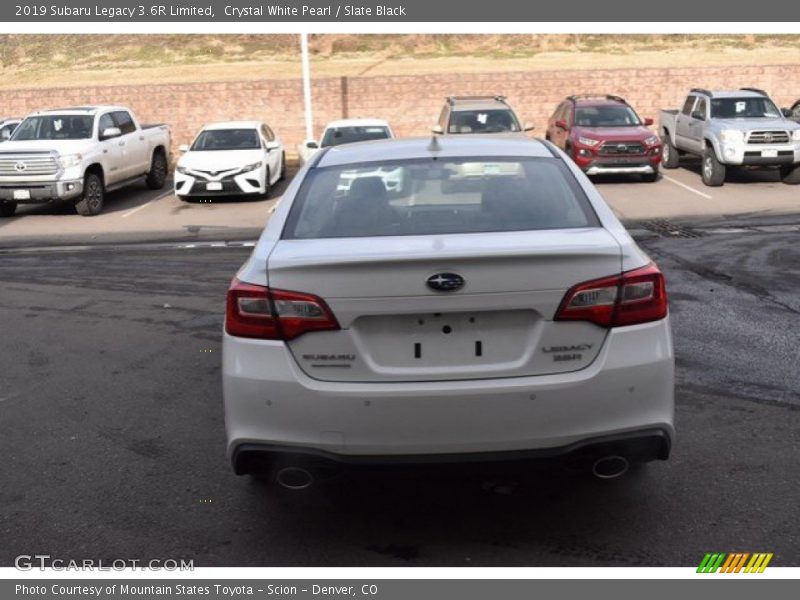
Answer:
[222,135,674,486]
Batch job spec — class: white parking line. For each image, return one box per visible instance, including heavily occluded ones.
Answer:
[120,190,172,218]
[662,174,713,200]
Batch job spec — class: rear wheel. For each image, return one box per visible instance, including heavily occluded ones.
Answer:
[145,150,167,190]
[779,163,800,184]
[661,134,680,169]
[0,201,17,217]
[75,172,105,216]
[701,147,726,187]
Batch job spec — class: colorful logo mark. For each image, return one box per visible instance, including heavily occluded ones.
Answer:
[697,553,773,573]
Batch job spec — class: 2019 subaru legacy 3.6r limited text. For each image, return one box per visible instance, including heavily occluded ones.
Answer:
[222,135,674,489]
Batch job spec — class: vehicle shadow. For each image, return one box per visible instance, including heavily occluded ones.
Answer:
[6,178,175,220]
[676,160,783,184]
[239,460,664,566]
[589,173,662,186]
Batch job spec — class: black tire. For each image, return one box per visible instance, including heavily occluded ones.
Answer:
[262,168,271,199]
[701,146,726,187]
[75,171,105,216]
[641,171,659,183]
[661,133,680,169]
[779,163,800,185]
[145,150,167,190]
[278,152,287,181]
[0,201,17,217]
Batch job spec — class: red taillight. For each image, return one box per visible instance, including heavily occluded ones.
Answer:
[554,263,668,328]
[225,279,339,340]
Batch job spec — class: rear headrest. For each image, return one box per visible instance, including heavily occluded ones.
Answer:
[348,176,387,202]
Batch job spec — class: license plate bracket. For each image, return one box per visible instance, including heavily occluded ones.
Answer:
[13,189,31,200]
[206,182,223,191]
[761,149,778,158]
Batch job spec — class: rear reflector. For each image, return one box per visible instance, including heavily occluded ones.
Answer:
[554,263,667,327]
[225,279,339,340]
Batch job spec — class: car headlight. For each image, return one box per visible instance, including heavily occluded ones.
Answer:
[57,153,83,169]
[577,137,600,147]
[241,161,263,173]
[644,135,660,146]
[720,130,744,145]
[175,165,189,175]
[792,130,800,142]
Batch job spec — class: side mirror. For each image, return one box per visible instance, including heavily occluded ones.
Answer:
[305,140,319,149]
[644,117,655,126]
[100,126,122,140]
[691,111,705,121]
[781,107,793,118]
[265,140,281,151]
[523,122,535,132]
[555,119,568,131]
[178,144,189,153]
[0,129,10,140]
[431,124,444,135]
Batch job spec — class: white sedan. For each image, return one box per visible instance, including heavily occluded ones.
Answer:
[223,136,674,489]
[174,121,285,200]
[297,118,394,166]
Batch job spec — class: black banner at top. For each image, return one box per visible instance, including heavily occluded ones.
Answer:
[3,0,799,22]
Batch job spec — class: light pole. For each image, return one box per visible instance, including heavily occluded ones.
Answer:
[300,32,313,142]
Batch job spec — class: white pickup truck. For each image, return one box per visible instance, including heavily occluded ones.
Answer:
[0,105,170,216]
[297,118,394,166]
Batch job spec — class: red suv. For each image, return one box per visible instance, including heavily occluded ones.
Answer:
[546,95,662,182]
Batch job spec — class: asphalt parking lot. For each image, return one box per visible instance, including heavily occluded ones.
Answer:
[0,159,798,248]
[1,211,798,566]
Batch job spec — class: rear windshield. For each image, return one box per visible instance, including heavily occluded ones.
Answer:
[283,157,599,239]
[710,97,781,119]
[574,105,641,127]
[191,129,260,151]
[12,115,94,141]
[448,110,521,134]
[321,126,391,147]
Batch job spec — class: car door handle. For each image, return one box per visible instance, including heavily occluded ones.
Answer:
[139,136,145,141]
[118,141,125,146]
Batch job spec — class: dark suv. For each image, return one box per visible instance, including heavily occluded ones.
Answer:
[433,96,532,136]
[546,95,662,182]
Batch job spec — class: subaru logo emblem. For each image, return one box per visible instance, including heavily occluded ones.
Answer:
[426,272,465,292]
[14,161,26,172]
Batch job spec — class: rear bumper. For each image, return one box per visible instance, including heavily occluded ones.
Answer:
[223,318,675,469]
[232,428,671,475]
[0,178,83,203]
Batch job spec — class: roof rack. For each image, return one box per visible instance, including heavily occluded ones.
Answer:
[690,88,713,98]
[740,87,768,97]
[446,95,507,105]
[567,94,628,104]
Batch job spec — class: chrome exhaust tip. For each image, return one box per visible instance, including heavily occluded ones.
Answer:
[275,466,314,490]
[591,455,629,480]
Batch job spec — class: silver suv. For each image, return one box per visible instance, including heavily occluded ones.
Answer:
[433,96,532,136]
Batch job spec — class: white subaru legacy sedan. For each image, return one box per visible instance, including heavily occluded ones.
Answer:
[174,121,285,201]
[223,136,674,487]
